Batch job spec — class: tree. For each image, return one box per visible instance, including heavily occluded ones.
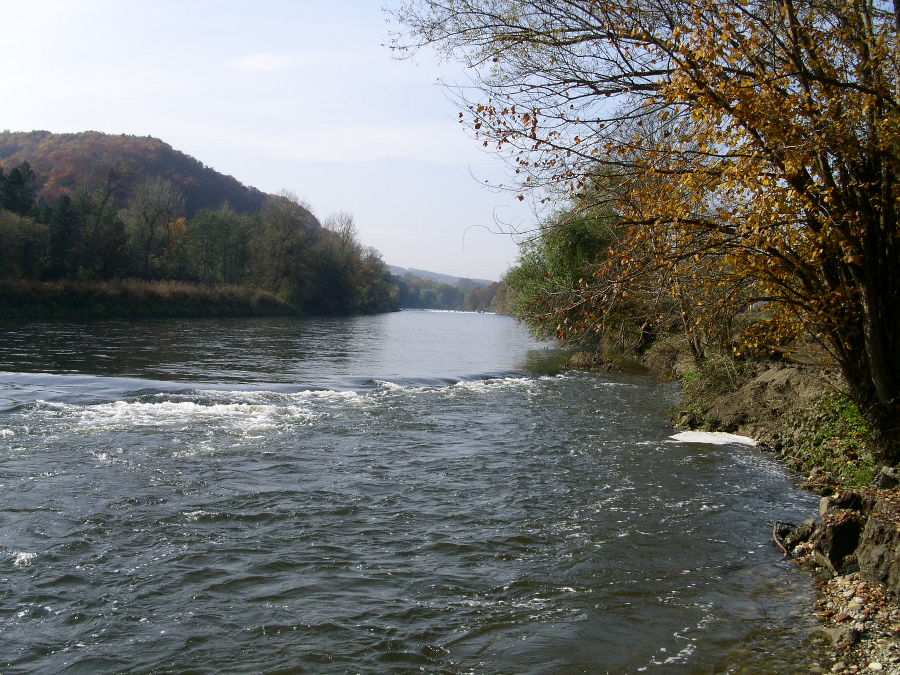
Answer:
[505,202,622,339]
[356,247,402,313]
[184,207,250,285]
[396,0,900,463]
[74,161,129,277]
[0,209,49,280]
[0,162,36,215]
[45,194,83,279]
[305,212,365,314]
[250,191,317,295]
[122,176,185,277]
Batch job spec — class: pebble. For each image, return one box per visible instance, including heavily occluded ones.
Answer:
[803,570,900,673]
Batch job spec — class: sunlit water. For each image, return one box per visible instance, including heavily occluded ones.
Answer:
[0,311,825,673]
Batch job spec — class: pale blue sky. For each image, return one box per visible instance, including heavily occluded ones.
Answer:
[1,0,539,280]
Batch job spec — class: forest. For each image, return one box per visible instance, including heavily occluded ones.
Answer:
[0,132,399,316]
[0,131,512,317]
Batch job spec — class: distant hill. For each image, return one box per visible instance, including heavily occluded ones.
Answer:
[388,265,495,288]
[387,265,505,312]
[0,130,281,218]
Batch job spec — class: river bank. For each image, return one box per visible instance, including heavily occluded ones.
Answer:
[0,279,297,319]
[569,340,900,672]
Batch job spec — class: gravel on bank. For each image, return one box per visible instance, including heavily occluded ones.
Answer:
[809,571,900,673]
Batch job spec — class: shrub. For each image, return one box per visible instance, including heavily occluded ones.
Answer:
[785,392,877,488]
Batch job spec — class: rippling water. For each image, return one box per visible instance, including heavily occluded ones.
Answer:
[0,312,825,672]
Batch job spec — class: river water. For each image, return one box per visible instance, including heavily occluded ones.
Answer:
[0,311,825,673]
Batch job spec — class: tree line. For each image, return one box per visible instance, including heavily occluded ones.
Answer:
[394,274,508,312]
[0,162,399,315]
[397,0,900,464]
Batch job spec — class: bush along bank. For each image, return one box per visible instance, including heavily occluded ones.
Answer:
[0,279,298,320]
[634,338,900,671]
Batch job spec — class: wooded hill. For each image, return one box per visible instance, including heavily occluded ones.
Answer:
[0,131,273,217]
[0,131,398,316]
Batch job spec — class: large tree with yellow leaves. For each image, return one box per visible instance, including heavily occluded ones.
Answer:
[396,0,900,463]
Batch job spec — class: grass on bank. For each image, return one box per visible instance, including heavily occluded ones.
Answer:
[784,392,877,488]
[0,278,297,319]
[679,352,755,418]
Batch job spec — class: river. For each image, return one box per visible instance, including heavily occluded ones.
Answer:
[0,311,826,673]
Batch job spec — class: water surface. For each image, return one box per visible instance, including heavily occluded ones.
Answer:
[0,311,824,672]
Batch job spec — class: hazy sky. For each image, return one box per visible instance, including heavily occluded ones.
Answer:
[1,0,541,280]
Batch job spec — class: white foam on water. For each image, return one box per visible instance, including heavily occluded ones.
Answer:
[371,376,541,398]
[91,450,117,464]
[295,389,363,403]
[11,551,37,567]
[373,380,407,391]
[59,399,321,435]
[372,380,436,397]
[451,377,537,396]
[669,431,756,446]
[166,388,364,406]
[661,641,697,665]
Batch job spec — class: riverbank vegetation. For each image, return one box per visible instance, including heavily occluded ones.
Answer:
[0,132,399,317]
[396,0,900,467]
[0,278,295,319]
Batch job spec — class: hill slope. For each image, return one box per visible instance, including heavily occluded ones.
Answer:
[0,130,276,217]
[387,265,494,288]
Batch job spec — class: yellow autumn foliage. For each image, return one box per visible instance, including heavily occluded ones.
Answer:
[397,0,900,462]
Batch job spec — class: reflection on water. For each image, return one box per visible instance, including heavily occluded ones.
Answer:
[0,312,556,388]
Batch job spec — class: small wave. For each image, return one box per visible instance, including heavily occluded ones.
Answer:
[10,551,38,567]
[373,380,406,391]
[51,399,322,435]
[372,376,460,390]
[364,376,543,398]
[450,376,536,394]
[182,509,215,522]
[646,609,716,668]
[420,309,494,315]
[0,371,194,407]
[161,388,364,407]
[0,399,23,413]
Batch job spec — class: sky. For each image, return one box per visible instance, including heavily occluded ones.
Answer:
[0,0,541,281]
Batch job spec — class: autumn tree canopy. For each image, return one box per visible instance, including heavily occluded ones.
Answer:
[396,0,900,462]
